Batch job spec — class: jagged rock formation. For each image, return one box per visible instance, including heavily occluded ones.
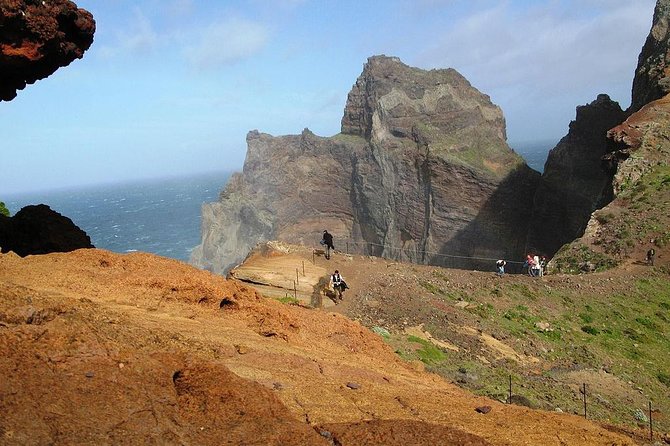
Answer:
[631,0,670,112]
[0,204,94,256]
[0,0,95,101]
[527,95,628,256]
[549,0,670,271]
[192,56,540,274]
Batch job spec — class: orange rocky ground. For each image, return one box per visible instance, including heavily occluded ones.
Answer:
[0,248,640,445]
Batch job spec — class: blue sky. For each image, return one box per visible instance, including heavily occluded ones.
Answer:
[1,0,656,195]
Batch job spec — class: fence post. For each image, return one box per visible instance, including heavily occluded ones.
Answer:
[294,280,297,299]
[296,268,299,285]
[302,261,305,276]
[508,375,512,404]
[649,401,653,441]
[582,383,587,419]
[346,241,349,254]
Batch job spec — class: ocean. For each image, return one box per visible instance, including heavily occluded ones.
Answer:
[5,171,231,262]
[511,140,556,173]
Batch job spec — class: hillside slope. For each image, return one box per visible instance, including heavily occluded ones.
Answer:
[231,242,670,441]
[0,249,640,445]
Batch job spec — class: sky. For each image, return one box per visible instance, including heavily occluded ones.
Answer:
[1,0,657,195]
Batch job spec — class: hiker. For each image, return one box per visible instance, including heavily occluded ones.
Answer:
[496,259,506,276]
[540,256,547,276]
[532,255,541,277]
[523,254,533,276]
[647,248,656,266]
[330,269,347,301]
[321,230,334,260]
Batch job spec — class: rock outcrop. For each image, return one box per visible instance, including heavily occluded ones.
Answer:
[0,0,95,101]
[527,95,628,256]
[631,0,670,112]
[0,204,94,256]
[548,0,670,271]
[192,56,540,274]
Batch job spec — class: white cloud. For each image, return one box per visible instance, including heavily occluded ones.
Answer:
[414,1,654,97]
[185,18,269,69]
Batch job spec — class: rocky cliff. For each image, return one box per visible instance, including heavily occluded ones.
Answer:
[631,0,670,112]
[0,0,95,101]
[527,95,628,256]
[548,0,670,271]
[192,56,540,274]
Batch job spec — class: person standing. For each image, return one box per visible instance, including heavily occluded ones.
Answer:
[647,248,656,266]
[322,230,334,260]
[532,255,541,277]
[330,269,346,301]
[496,259,506,276]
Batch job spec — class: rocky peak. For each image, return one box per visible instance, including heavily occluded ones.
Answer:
[341,55,507,153]
[630,0,670,112]
[527,94,627,257]
[192,56,539,274]
[0,0,95,101]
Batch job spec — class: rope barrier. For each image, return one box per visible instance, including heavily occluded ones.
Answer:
[337,239,527,265]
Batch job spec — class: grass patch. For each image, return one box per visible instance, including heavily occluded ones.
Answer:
[407,335,447,364]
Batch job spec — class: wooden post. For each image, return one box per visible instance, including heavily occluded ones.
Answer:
[346,241,349,254]
[582,383,587,419]
[508,375,512,404]
[302,261,305,276]
[296,268,299,285]
[649,401,653,441]
[294,280,297,299]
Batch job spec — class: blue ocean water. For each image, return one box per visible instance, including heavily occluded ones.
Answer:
[5,171,230,262]
[511,140,556,173]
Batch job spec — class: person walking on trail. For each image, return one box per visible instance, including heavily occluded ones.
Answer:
[647,248,656,266]
[496,259,506,276]
[322,230,334,260]
[330,269,347,301]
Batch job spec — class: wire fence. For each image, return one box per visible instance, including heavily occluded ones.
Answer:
[331,239,532,275]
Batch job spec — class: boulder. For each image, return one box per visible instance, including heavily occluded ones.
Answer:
[0,0,95,101]
[0,204,94,256]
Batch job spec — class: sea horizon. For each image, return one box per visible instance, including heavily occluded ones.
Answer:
[5,170,231,263]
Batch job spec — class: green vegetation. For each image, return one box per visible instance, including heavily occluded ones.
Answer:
[275,296,300,305]
[378,268,670,432]
[551,243,618,274]
[0,201,9,217]
[406,335,447,364]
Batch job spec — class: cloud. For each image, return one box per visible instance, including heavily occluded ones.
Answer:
[186,18,269,69]
[414,1,654,98]
[96,7,159,59]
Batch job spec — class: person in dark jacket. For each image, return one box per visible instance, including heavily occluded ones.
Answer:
[322,230,334,259]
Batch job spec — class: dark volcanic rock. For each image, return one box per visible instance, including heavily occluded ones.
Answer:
[0,204,94,256]
[527,94,627,256]
[631,0,670,112]
[192,56,540,274]
[0,0,95,101]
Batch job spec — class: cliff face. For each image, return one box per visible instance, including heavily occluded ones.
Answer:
[631,0,670,112]
[527,95,628,256]
[0,0,95,101]
[548,0,670,272]
[192,56,539,274]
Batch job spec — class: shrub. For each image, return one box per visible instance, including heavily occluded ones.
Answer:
[581,325,599,335]
[0,201,9,217]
